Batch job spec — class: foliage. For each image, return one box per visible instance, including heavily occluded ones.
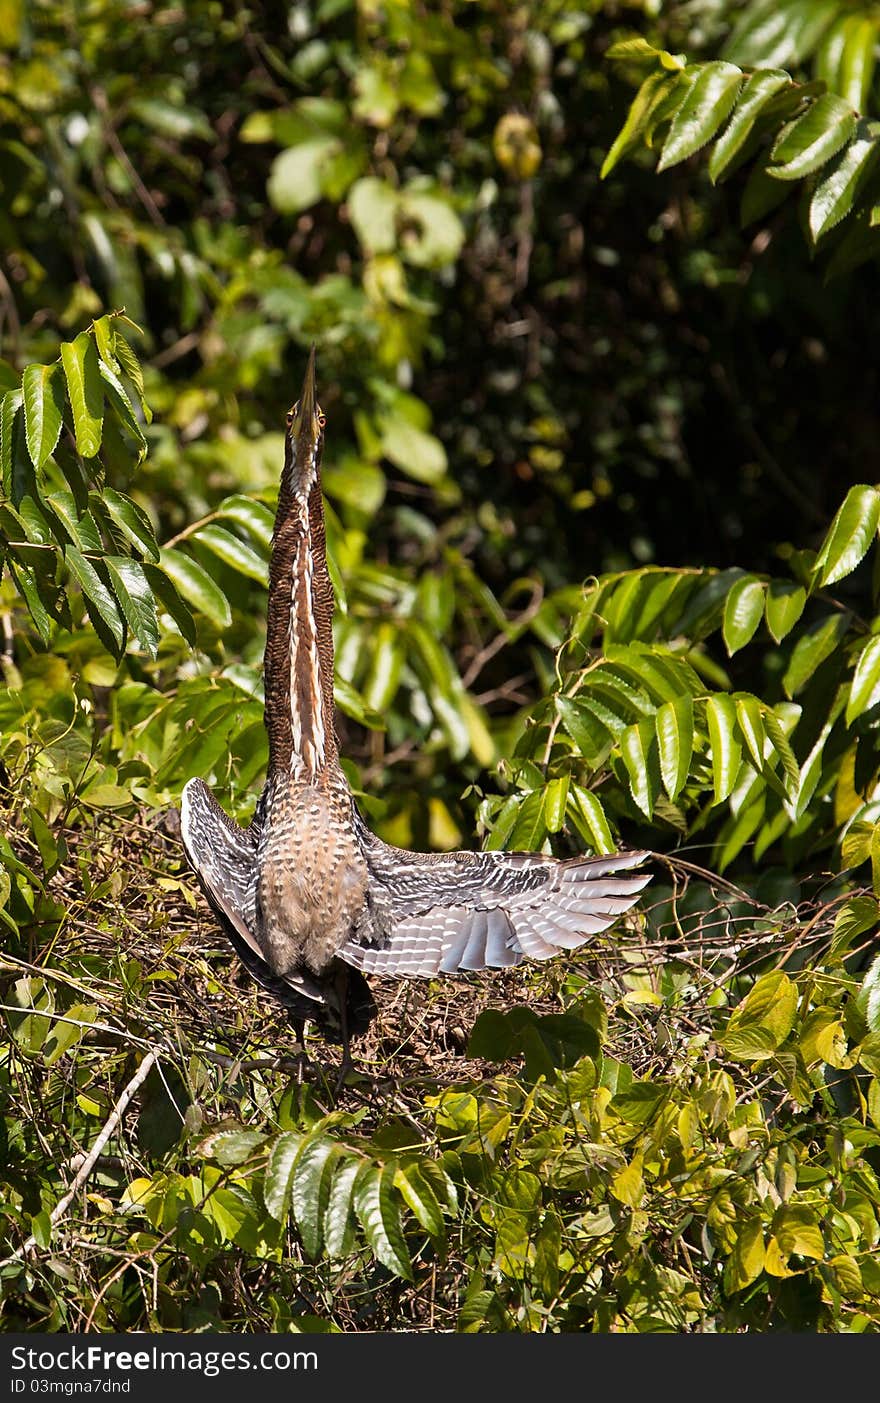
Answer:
[1,0,880,1335]
[604,3,880,277]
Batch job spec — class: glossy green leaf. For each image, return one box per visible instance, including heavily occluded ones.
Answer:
[508,788,548,852]
[722,970,797,1059]
[838,15,878,111]
[353,1161,413,1281]
[567,785,615,855]
[543,775,569,834]
[723,575,765,654]
[104,556,160,657]
[769,94,856,181]
[98,358,147,456]
[655,694,693,801]
[263,1131,305,1219]
[292,1137,340,1259]
[102,488,160,561]
[0,388,22,496]
[142,563,196,645]
[709,69,792,182]
[847,635,880,724]
[782,613,848,697]
[60,332,103,458]
[735,695,767,772]
[658,62,743,170]
[724,0,838,70]
[765,580,806,642]
[761,706,800,790]
[65,546,125,653]
[706,694,742,804]
[158,547,232,629]
[217,495,275,551]
[194,524,268,584]
[363,622,403,711]
[394,1161,444,1238]
[22,363,65,470]
[813,484,880,585]
[556,695,615,764]
[601,70,683,178]
[323,1158,360,1259]
[619,718,659,819]
[810,121,880,242]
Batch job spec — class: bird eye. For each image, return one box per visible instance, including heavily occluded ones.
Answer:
[317,412,327,429]
[286,410,294,427]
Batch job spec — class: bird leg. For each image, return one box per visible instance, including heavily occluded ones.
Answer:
[333,965,352,1094]
[287,1012,310,1085]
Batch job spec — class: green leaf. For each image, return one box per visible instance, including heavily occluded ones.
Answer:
[722,970,798,1060]
[0,388,22,496]
[22,363,65,470]
[268,138,340,214]
[725,1219,765,1292]
[98,358,147,457]
[158,547,232,629]
[765,580,806,642]
[348,177,399,254]
[782,613,848,697]
[507,788,548,852]
[353,1162,413,1281]
[291,1137,341,1259]
[380,417,447,484]
[813,484,880,585]
[194,524,268,584]
[263,1131,305,1219]
[735,695,767,772]
[114,333,151,422]
[705,694,742,804]
[543,776,569,834]
[394,1161,444,1238]
[723,575,765,654]
[566,785,615,855]
[362,622,404,712]
[556,695,614,765]
[217,495,275,551]
[142,563,196,645]
[809,120,880,242]
[724,0,838,70]
[770,94,857,181]
[104,556,160,657]
[847,635,880,724]
[655,694,693,801]
[838,15,878,110]
[761,706,800,791]
[658,62,743,170]
[323,1158,360,1258]
[197,1127,266,1166]
[60,332,103,458]
[102,488,160,561]
[709,69,792,182]
[601,70,683,179]
[65,545,125,654]
[619,718,659,819]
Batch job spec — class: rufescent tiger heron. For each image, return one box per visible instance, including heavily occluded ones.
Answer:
[180,350,651,1058]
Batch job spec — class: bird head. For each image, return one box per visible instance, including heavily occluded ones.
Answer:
[283,345,326,501]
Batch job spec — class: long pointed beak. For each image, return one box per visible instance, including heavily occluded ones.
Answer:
[298,344,317,426]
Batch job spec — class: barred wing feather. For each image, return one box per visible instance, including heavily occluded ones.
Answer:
[180,777,325,1008]
[341,834,651,978]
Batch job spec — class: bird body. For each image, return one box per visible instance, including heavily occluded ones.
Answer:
[180,350,651,1044]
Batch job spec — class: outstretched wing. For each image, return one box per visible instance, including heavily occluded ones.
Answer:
[179,778,324,1008]
[340,817,651,978]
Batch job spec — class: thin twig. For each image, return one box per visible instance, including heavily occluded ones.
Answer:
[0,1047,160,1270]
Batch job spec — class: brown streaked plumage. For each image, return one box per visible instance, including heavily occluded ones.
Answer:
[180,350,652,1054]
